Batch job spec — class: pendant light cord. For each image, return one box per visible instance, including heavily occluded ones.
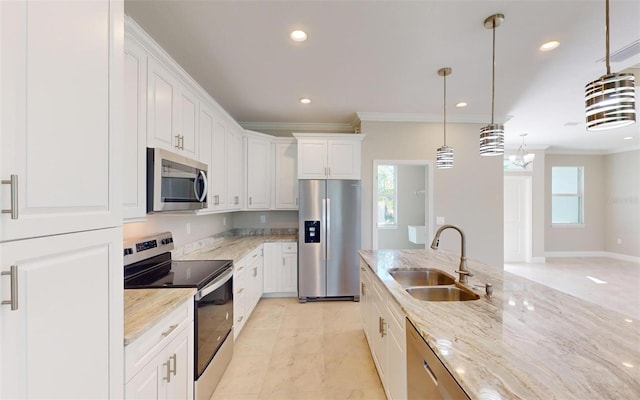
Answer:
[605,0,611,75]
[443,72,447,145]
[491,18,496,125]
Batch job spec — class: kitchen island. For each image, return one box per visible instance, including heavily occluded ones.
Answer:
[359,249,640,399]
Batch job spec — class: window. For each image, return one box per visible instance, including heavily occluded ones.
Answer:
[377,164,397,227]
[551,166,584,225]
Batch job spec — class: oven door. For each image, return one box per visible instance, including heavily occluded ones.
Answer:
[195,266,233,380]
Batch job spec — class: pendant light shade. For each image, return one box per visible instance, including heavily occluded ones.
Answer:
[479,14,505,157]
[436,67,454,169]
[585,0,636,131]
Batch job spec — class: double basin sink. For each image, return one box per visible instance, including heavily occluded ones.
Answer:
[388,268,480,301]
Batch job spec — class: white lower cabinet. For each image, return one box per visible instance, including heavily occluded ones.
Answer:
[360,261,407,400]
[125,298,194,400]
[263,242,298,295]
[233,245,263,339]
[1,228,123,399]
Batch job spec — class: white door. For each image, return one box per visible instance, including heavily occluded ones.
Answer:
[0,0,121,241]
[504,176,532,262]
[1,228,122,399]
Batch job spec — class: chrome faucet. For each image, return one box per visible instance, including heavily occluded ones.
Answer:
[430,224,473,283]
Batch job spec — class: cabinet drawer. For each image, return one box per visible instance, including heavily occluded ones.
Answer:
[282,242,297,254]
[125,299,192,382]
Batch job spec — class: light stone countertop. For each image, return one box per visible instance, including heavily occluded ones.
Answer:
[124,288,195,345]
[359,249,640,400]
[176,234,297,262]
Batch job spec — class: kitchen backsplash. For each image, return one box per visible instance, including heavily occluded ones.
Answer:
[172,228,298,258]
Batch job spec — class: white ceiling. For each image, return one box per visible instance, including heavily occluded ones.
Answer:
[124,0,640,152]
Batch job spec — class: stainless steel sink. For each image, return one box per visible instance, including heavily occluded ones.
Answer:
[405,286,480,302]
[388,268,456,287]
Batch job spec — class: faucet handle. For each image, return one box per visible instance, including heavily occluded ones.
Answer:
[455,269,473,277]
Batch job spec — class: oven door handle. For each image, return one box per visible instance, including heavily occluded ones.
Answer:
[196,267,233,300]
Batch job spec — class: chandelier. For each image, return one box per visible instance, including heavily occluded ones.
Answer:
[509,134,535,168]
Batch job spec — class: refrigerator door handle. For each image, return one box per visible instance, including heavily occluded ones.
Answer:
[322,198,327,261]
[326,198,331,260]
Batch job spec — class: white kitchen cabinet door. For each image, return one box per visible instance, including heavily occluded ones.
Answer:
[198,104,215,211]
[233,258,248,339]
[386,300,407,400]
[176,86,198,159]
[0,0,122,241]
[327,139,361,179]
[247,247,264,317]
[210,117,228,210]
[226,128,244,210]
[163,325,192,400]
[274,140,298,209]
[281,251,298,293]
[123,37,148,221]
[246,136,271,209]
[262,243,280,294]
[297,139,328,179]
[147,56,178,152]
[125,352,162,399]
[0,227,123,399]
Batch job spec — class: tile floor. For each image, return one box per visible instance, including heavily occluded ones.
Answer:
[505,257,640,320]
[211,298,386,400]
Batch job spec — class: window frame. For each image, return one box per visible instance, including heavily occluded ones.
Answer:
[551,166,585,227]
[376,164,398,229]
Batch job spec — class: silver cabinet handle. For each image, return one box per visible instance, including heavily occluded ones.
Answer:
[249,196,252,205]
[2,175,18,219]
[174,134,181,149]
[253,267,257,277]
[162,359,171,382]
[237,288,244,294]
[1,265,18,310]
[169,353,177,376]
[328,167,331,176]
[180,135,185,150]
[324,167,327,176]
[235,196,239,205]
[379,316,386,337]
[161,324,178,337]
[423,360,438,385]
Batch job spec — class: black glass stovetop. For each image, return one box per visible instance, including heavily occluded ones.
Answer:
[124,252,232,290]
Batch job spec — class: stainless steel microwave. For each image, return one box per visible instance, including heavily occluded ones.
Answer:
[147,148,208,212]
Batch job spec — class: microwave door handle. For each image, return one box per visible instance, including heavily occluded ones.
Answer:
[194,170,208,202]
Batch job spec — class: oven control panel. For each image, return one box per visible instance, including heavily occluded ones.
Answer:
[123,232,174,266]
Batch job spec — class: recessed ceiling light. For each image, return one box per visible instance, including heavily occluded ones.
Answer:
[299,98,311,104]
[455,102,467,108]
[290,30,307,42]
[540,40,560,51]
[624,136,633,140]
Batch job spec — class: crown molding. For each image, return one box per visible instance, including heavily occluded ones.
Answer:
[239,121,355,132]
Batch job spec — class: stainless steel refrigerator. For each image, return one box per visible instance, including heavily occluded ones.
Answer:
[298,179,361,302]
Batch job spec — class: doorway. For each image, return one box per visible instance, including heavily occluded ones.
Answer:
[372,160,433,250]
[504,175,532,262]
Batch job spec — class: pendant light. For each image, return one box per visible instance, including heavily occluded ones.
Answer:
[509,133,535,168]
[585,0,636,131]
[436,67,454,169]
[479,14,505,156]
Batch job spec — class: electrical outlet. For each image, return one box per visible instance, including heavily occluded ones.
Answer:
[617,238,622,245]
[260,215,266,224]
[186,222,191,235]
[436,216,445,225]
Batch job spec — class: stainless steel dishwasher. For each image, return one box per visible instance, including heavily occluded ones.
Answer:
[406,319,470,400]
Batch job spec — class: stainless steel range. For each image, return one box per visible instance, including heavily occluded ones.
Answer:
[124,232,233,400]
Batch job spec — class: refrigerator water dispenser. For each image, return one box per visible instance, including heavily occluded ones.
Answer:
[304,221,321,243]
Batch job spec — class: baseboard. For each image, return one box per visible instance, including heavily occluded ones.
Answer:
[603,252,640,263]
[261,292,298,298]
[544,251,640,263]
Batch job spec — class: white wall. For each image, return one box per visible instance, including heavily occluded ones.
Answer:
[378,165,426,250]
[604,150,639,257]
[360,121,504,268]
[232,210,298,230]
[123,212,232,248]
[545,154,605,252]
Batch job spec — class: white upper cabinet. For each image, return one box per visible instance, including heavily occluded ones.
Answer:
[123,37,148,221]
[245,133,271,209]
[226,127,245,210]
[147,57,199,160]
[293,133,365,180]
[273,139,298,209]
[0,0,122,242]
